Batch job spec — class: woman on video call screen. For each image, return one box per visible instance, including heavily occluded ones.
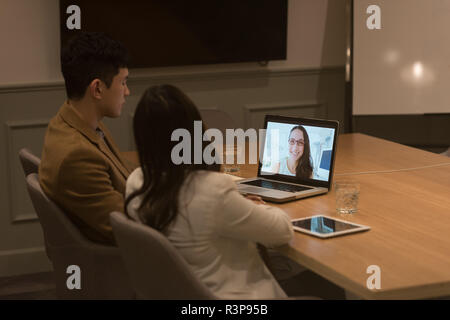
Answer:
[262,122,335,181]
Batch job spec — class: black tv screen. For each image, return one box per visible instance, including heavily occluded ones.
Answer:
[59,0,288,68]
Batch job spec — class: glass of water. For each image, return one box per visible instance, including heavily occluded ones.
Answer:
[222,144,240,173]
[334,181,360,214]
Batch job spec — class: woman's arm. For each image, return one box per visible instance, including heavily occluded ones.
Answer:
[214,178,293,247]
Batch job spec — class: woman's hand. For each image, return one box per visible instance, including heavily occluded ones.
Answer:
[245,194,266,205]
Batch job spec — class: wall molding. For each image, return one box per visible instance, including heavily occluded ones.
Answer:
[5,119,50,223]
[243,100,325,129]
[0,66,345,94]
[0,247,52,277]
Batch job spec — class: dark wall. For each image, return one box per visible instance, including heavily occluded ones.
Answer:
[353,114,450,153]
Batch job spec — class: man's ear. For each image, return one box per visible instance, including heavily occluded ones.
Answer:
[88,79,103,100]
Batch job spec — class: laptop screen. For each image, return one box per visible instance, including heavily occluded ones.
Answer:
[260,118,337,184]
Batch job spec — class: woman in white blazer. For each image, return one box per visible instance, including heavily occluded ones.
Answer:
[125,85,345,300]
[124,84,298,299]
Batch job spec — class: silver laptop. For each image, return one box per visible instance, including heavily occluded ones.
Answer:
[237,115,339,203]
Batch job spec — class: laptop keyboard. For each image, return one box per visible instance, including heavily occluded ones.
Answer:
[241,179,313,193]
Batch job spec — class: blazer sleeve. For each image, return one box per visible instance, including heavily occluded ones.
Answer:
[121,153,139,173]
[54,147,124,244]
[214,177,294,247]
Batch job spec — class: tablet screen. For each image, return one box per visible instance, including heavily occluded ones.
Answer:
[292,216,361,234]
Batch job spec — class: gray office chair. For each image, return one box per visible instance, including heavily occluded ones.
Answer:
[110,211,216,300]
[199,109,236,135]
[18,148,54,261]
[26,173,135,299]
[18,148,41,176]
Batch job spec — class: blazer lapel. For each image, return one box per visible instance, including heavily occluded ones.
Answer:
[98,122,131,178]
[59,102,130,179]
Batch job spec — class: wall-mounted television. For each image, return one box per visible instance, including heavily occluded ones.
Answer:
[59,0,288,68]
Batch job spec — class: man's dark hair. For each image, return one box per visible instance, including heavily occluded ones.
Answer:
[61,32,129,100]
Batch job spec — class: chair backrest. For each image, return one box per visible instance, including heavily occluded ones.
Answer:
[26,173,89,247]
[110,211,216,300]
[18,148,41,176]
[26,174,134,299]
[200,109,236,135]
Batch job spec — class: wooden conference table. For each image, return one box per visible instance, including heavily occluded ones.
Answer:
[125,133,450,299]
[236,133,450,300]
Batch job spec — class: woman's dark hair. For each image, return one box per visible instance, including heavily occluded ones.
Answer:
[124,85,220,232]
[289,125,313,179]
[61,32,129,100]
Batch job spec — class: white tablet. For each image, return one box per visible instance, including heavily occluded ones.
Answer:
[291,215,370,239]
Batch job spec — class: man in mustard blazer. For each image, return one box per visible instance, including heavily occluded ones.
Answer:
[39,33,137,245]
